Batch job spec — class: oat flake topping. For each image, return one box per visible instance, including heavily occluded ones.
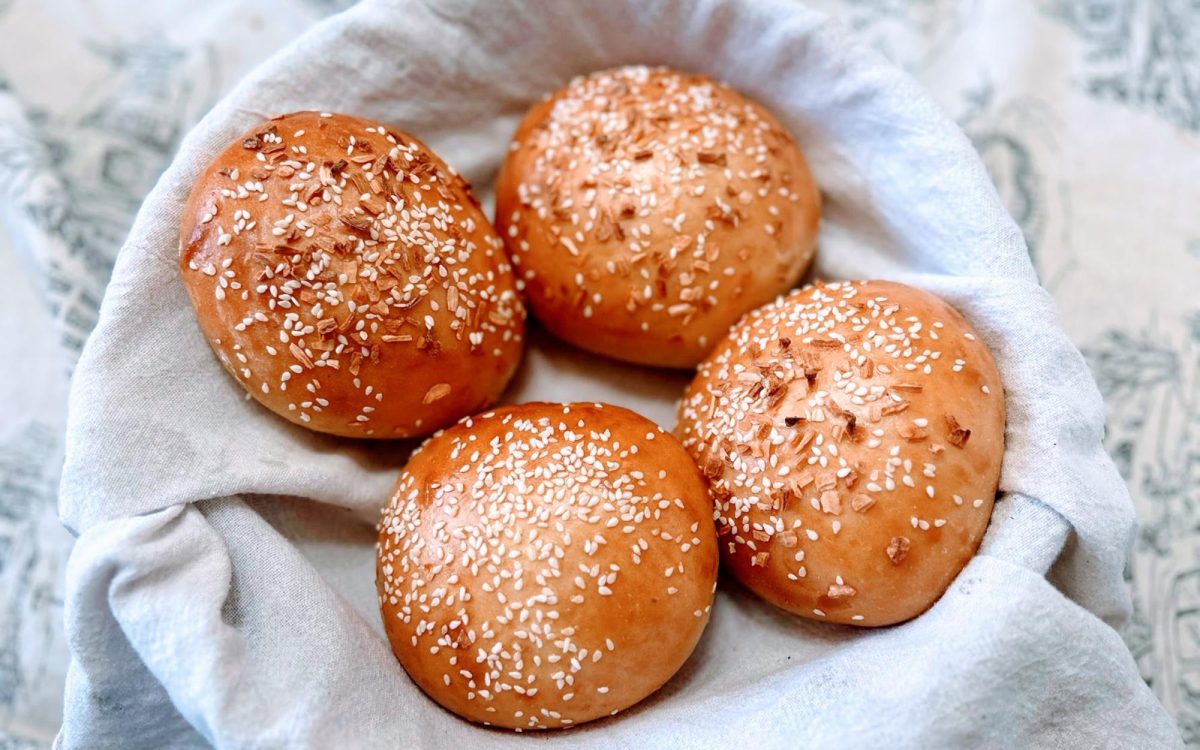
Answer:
[180,112,523,436]
[677,280,1004,625]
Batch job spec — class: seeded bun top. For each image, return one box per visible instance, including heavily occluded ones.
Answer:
[677,280,1004,626]
[496,66,820,368]
[377,402,719,729]
[179,111,525,438]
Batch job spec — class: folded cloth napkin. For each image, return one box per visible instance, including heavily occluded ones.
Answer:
[56,0,1182,746]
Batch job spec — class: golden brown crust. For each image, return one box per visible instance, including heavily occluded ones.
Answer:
[377,402,718,730]
[676,281,1005,626]
[495,66,820,369]
[179,112,525,438]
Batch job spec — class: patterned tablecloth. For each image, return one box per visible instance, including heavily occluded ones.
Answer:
[1,0,1196,746]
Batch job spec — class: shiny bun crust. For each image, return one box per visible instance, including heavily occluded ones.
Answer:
[676,281,1004,626]
[179,112,525,438]
[377,402,718,730]
[495,66,820,368]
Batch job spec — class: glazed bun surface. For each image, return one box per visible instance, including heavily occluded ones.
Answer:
[180,111,525,438]
[377,402,718,730]
[496,66,820,368]
[677,280,1004,626]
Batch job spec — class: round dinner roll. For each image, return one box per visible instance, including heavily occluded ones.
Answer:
[179,111,525,438]
[676,280,1005,626]
[377,402,718,730]
[495,66,820,368]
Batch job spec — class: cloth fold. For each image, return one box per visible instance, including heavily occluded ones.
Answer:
[57,0,1180,746]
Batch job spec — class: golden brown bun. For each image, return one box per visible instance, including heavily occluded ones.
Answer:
[676,281,1004,626]
[179,112,525,438]
[377,402,718,730]
[495,66,820,368]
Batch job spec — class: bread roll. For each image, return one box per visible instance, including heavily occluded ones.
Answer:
[495,66,820,368]
[377,402,718,729]
[179,112,525,438]
[676,280,1004,626]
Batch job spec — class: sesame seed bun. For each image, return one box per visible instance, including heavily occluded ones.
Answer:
[495,66,820,369]
[377,402,718,730]
[676,281,1004,626]
[179,112,525,438]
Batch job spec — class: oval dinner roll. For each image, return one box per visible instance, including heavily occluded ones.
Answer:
[676,281,1004,626]
[377,402,718,730]
[495,66,820,368]
[179,112,525,438]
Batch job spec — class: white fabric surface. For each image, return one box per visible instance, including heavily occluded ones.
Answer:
[47,0,1182,747]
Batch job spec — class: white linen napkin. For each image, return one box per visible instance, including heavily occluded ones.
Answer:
[56,0,1181,746]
